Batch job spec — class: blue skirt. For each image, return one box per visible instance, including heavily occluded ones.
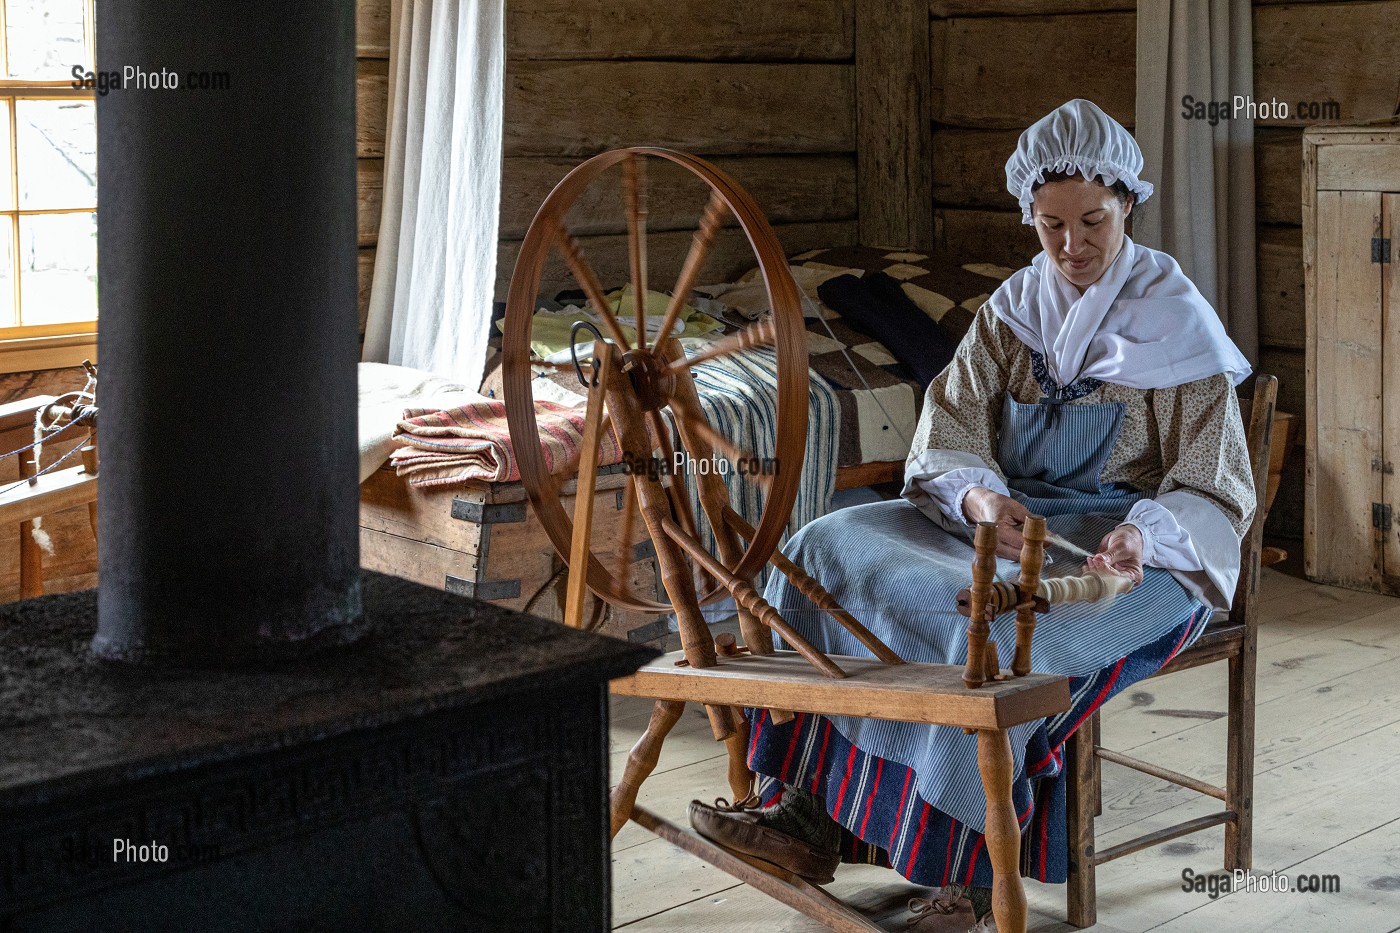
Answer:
[746,498,1209,886]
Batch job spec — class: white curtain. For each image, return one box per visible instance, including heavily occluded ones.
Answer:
[362,0,504,387]
[1134,0,1258,363]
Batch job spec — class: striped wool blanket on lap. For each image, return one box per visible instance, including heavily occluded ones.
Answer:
[390,399,623,486]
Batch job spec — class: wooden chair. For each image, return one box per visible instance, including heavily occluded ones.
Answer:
[1065,374,1277,927]
[0,391,100,600]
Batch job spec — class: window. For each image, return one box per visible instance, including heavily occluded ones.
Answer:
[0,0,97,371]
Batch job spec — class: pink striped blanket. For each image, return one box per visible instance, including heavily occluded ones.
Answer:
[390,400,622,487]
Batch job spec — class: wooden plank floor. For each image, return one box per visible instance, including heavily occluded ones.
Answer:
[608,568,1400,931]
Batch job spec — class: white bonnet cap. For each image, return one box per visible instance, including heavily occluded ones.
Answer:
[1005,99,1153,225]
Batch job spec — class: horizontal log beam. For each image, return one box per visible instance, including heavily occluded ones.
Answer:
[1253,1,1400,126]
[499,155,856,239]
[358,247,375,334]
[505,62,855,157]
[356,0,390,59]
[356,58,388,158]
[932,0,1133,15]
[495,219,858,303]
[934,208,1040,269]
[358,157,383,247]
[507,0,854,61]
[1258,346,1304,423]
[931,12,1134,129]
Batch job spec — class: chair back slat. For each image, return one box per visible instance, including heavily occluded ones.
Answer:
[1230,375,1278,631]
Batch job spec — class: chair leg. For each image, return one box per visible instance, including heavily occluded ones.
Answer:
[1090,710,1103,817]
[1066,722,1097,928]
[1225,633,1257,871]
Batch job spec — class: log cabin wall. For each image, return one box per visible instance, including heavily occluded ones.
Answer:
[928,0,1135,270]
[493,0,865,298]
[356,0,390,338]
[354,0,867,325]
[928,0,1400,539]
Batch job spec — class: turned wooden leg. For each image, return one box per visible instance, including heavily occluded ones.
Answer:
[1066,720,1097,928]
[1012,516,1046,676]
[610,699,685,838]
[964,523,998,688]
[723,705,755,801]
[978,728,1027,933]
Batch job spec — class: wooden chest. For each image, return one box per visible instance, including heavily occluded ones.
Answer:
[359,465,668,641]
[1303,118,1400,592]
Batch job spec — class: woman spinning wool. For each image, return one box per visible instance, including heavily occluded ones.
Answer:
[690,99,1255,931]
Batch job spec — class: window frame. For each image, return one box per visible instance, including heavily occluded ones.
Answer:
[0,0,98,373]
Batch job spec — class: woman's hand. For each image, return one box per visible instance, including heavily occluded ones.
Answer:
[961,486,1032,559]
[1084,524,1145,585]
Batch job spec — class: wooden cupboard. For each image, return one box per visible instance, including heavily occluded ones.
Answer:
[1304,118,1400,592]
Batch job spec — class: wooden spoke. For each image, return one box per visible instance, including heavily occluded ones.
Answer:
[665,388,771,492]
[660,517,846,680]
[645,408,702,540]
[668,319,776,374]
[623,153,649,349]
[656,190,728,348]
[721,506,903,665]
[554,222,631,349]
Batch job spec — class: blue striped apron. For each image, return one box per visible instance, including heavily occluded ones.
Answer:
[748,393,1208,846]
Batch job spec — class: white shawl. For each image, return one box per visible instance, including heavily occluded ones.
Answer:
[986,237,1251,390]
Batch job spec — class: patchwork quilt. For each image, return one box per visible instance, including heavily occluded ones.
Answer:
[738,246,1017,470]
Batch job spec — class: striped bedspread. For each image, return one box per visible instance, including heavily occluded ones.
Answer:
[661,346,839,568]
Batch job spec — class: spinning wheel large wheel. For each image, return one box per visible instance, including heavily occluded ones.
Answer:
[502,148,809,624]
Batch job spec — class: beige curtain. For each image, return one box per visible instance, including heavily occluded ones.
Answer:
[362,0,504,387]
[1135,0,1258,363]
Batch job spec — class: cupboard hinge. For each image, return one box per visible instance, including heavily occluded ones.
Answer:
[1373,237,1392,263]
[1373,503,1393,532]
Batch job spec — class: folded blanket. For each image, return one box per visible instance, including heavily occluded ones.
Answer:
[357,361,483,483]
[390,399,622,487]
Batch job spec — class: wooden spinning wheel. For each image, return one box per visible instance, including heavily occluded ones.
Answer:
[503,148,809,623]
[501,148,1127,933]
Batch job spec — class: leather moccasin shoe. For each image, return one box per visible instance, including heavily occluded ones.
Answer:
[688,799,840,885]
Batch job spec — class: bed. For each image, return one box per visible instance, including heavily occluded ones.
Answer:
[696,244,1018,490]
[478,243,1018,491]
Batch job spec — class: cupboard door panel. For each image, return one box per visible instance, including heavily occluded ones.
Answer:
[1383,193,1400,581]
[1312,190,1385,589]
